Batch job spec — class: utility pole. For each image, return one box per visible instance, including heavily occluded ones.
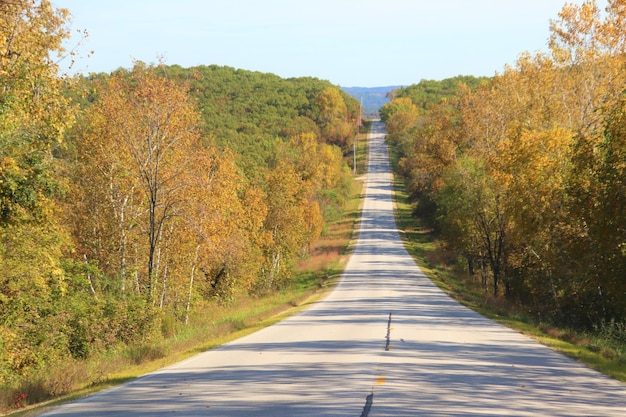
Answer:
[354,96,362,174]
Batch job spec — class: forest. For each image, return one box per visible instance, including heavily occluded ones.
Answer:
[5,0,626,410]
[0,0,360,403]
[382,0,626,333]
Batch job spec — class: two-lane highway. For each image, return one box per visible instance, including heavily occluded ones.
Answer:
[42,121,626,416]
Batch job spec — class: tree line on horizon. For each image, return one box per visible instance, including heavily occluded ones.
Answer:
[0,0,360,401]
[382,0,626,333]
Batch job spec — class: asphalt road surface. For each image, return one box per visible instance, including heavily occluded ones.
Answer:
[41,121,626,416]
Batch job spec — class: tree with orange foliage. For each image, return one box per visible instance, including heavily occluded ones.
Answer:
[73,64,201,302]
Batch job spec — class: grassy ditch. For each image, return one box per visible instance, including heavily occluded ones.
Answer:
[390,172,626,384]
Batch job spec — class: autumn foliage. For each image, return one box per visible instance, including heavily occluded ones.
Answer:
[386,0,626,330]
[0,0,360,404]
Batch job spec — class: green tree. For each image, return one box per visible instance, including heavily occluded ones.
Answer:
[0,0,76,387]
[437,157,511,296]
[0,0,74,225]
[395,75,489,116]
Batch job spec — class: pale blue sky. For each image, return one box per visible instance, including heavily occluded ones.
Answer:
[53,0,604,87]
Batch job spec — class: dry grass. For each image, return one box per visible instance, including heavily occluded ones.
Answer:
[298,249,340,271]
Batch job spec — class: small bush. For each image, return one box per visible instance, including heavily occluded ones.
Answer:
[594,319,626,345]
[125,344,166,365]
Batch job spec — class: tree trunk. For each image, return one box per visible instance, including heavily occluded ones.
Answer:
[185,244,201,325]
[159,254,169,309]
[492,265,500,297]
[268,250,281,290]
[147,192,157,301]
[119,195,128,293]
[83,254,96,296]
[480,256,487,288]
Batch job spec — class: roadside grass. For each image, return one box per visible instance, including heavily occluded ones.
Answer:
[8,132,369,417]
[13,282,340,417]
[390,165,626,384]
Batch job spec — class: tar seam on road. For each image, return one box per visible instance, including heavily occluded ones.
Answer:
[360,393,374,417]
[361,312,392,417]
[362,311,394,416]
[385,312,392,351]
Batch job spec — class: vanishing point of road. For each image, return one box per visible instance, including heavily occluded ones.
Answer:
[42,121,626,416]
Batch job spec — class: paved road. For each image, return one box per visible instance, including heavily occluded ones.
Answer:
[42,121,626,416]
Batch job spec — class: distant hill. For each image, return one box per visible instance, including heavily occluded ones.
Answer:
[342,86,401,118]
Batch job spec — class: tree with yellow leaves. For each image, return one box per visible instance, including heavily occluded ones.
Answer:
[393,0,626,327]
[0,0,79,390]
[72,64,202,302]
[0,0,74,224]
[379,97,420,146]
[314,87,356,151]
